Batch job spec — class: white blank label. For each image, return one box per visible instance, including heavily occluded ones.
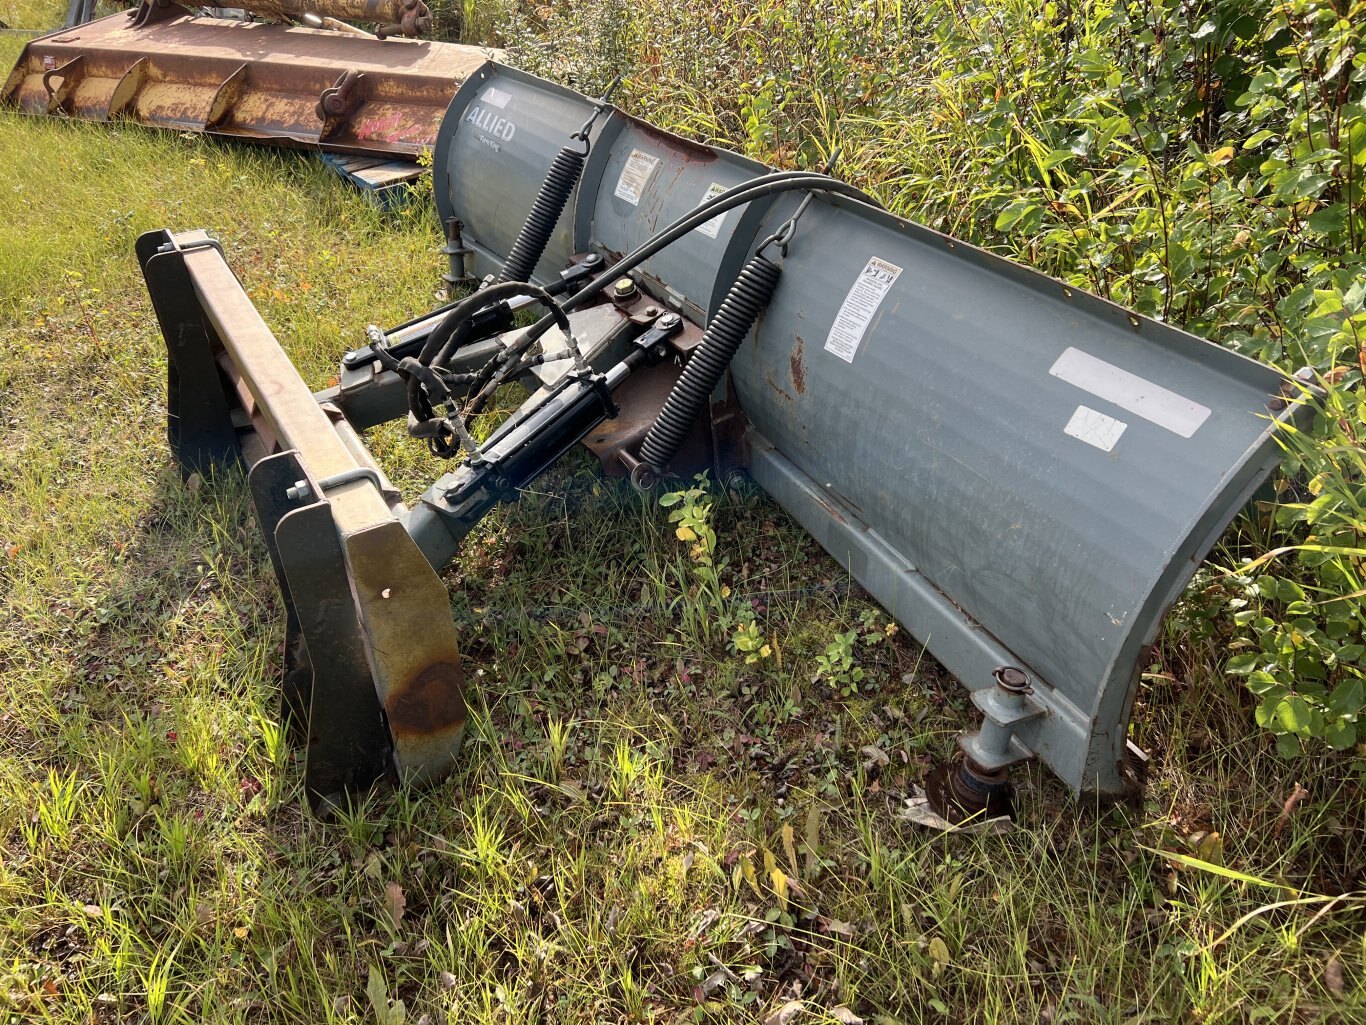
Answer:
[1064,405,1127,452]
[1049,347,1210,438]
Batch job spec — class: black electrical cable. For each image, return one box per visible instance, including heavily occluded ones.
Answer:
[637,252,782,472]
[458,174,878,421]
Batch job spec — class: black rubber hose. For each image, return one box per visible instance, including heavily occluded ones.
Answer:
[638,253,782,472]
[461,175,870,422]
[418,280,566,367]
[498,146,586,286]
[402,280,571,443]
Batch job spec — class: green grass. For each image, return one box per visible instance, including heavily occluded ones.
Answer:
[1,18,1364,1025]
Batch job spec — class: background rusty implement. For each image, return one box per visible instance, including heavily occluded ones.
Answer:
[2,10,492,157]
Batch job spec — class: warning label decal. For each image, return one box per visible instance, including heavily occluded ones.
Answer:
[613,150,660,206]
[694,182,729,239]
[824,256,902,363]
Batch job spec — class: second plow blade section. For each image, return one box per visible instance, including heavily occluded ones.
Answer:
[2,11,490,157]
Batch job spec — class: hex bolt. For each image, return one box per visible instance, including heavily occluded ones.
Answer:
[285,480,310,501]
[993,665,1031,696]
[612,276,638,301]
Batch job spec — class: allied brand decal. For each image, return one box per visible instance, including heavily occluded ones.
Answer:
[463,103,518,152]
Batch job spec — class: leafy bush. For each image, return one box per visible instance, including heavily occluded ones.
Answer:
[1222,383,1366,762]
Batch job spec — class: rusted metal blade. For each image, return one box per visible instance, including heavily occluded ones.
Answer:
[3,11,492,157]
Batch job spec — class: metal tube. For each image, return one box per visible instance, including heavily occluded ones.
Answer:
[235,0,432,36]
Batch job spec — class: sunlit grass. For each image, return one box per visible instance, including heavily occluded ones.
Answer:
[1,10,1364,1025]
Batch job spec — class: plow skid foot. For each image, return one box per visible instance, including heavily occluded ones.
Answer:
[137,228,466,810]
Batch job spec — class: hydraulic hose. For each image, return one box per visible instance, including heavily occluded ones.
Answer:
[638,253,782,473]
[460,173,877,421]
[392,279,573,453]
[498,146,586,286]
[417,279,548,367]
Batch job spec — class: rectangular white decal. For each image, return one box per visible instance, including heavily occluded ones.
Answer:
[613,149,660,206]
[1049,347,1210,438]
[824,257,903,363]
[481,86,512,109]
[694,182,729,239]
[1064,405,1127,452]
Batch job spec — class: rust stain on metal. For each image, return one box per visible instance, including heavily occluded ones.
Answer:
[341,518,469,776]
[386,661,466,736]
[765,370,794,403]
[789,335,806,395]
[582,360,711,478]
[624,110,720,162]
[812,488,847,526]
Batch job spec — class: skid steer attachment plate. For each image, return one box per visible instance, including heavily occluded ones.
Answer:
[138,229,466,808]
[3,11,490,157]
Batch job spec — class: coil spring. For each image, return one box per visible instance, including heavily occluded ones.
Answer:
[498,147,585,286]
[638,254,782,473]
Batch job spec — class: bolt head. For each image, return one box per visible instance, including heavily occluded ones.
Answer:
[612,277,636,298]
[994,666,1030,691]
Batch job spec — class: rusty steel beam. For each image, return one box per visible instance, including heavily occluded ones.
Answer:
[2,11,493,157]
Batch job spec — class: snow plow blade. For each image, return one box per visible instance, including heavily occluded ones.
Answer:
[136,64,1311,819]
[2,8,490,157]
